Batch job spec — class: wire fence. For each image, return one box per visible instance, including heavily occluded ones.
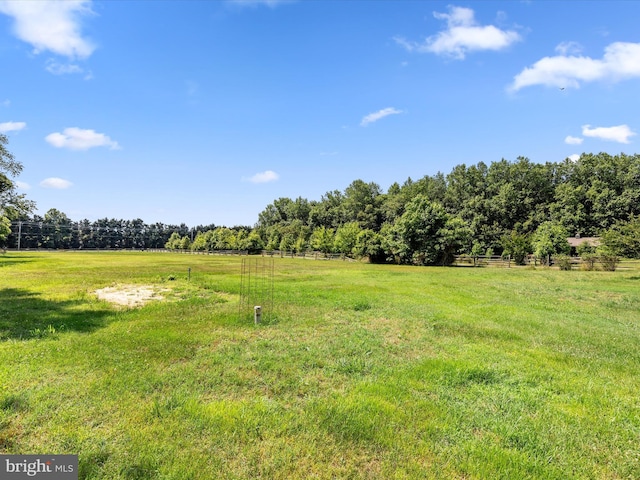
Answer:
[239,256,275,324]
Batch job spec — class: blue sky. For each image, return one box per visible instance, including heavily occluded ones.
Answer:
[1,0,639,227]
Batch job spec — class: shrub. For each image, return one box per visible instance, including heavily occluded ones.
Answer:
[580,253,597,271]
[555,254,572,271]
[501,230,531,265]
[599,254,619,272]
[532,222,570,258]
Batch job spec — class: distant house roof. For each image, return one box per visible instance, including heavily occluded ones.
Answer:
[567,236,600,248]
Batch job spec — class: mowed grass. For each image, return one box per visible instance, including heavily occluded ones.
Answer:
[1,251,639,479]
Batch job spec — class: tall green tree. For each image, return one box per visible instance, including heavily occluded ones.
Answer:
[438,215,473,265]
[165,232,183,250]
[531,221,570,260]
[550,153,640,235]
[0,133,35,223]
[309,190,347,229]
[0,215,10,247]
[343,180,382,230]
[244,230,266,253]
[501,230,532,265]
[42,208,73,249]
[387,195,450,265]
[599,216,640,258]
[334,221,361,256]
[353,228,384,262]
[310,226,335,254]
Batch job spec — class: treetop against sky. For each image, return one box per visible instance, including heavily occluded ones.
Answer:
[0,0,639,226]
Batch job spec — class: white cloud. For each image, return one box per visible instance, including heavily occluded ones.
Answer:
[45,127,120,150]
[40,177,73,189]
[394,6,521,60]
[0,0,95,58]
[0,121,26,133]
[510,42,640,91]
[360,107,403,127]
[581,124,636,144]
[1,100,9,107]
[568,154,580,162]
[245,170,279,184]
[564,135,583,145]
[555,41,583,56]
[45,59,85,76]
[15,180,30,190]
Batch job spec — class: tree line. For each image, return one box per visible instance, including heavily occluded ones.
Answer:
[5,209,220,250]
[2,128,640,264]
[167,153,640,264]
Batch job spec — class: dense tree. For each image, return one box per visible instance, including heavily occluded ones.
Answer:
[442,163,492,252]
[41,208,73,249]
[165,232,183,250]
[0,215,10,247]
[310,226,335,254]
[343,180,383,230]
[191,231,208,251]
[501,230,532,265]
[386,195,450,265]
[245,230,265,253]
[550,153,640,235]
[438,216,473,265]
[531,221,570,260]
[550,182,587,236]
[0,133,35,224]
[599,216,640,258]
[353,229,384,262]
[379,182,405,224]
[485,157,555,233]
[257,197,311,228]
[334,221,361,256]
[308,190,348,229]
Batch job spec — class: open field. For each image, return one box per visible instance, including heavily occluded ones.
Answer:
[1,251,639,479]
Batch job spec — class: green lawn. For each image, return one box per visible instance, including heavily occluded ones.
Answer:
[1,251,639,479]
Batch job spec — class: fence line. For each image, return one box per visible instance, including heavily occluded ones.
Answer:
[452,255,640,271]
[4,248,638,271]
[452,255,512,268]
[146,248,355,261]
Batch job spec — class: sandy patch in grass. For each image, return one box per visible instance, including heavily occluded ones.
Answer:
[95,284,169,307]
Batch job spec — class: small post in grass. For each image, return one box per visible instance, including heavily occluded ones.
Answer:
[239,256,275,324]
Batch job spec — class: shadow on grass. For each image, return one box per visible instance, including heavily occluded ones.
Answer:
[0,254,37,268]
[0,288,113,341]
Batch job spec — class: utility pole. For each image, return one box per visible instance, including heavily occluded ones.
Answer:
[17,221,22,250]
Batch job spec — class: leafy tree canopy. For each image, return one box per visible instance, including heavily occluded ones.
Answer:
[0,133,35,221]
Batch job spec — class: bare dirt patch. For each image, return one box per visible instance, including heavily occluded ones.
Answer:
[95,284,170,307]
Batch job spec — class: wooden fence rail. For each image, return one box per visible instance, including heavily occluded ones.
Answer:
[453,255,640,271]
[147,248,355,261]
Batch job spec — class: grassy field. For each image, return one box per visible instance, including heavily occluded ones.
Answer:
[1,251,639,479]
